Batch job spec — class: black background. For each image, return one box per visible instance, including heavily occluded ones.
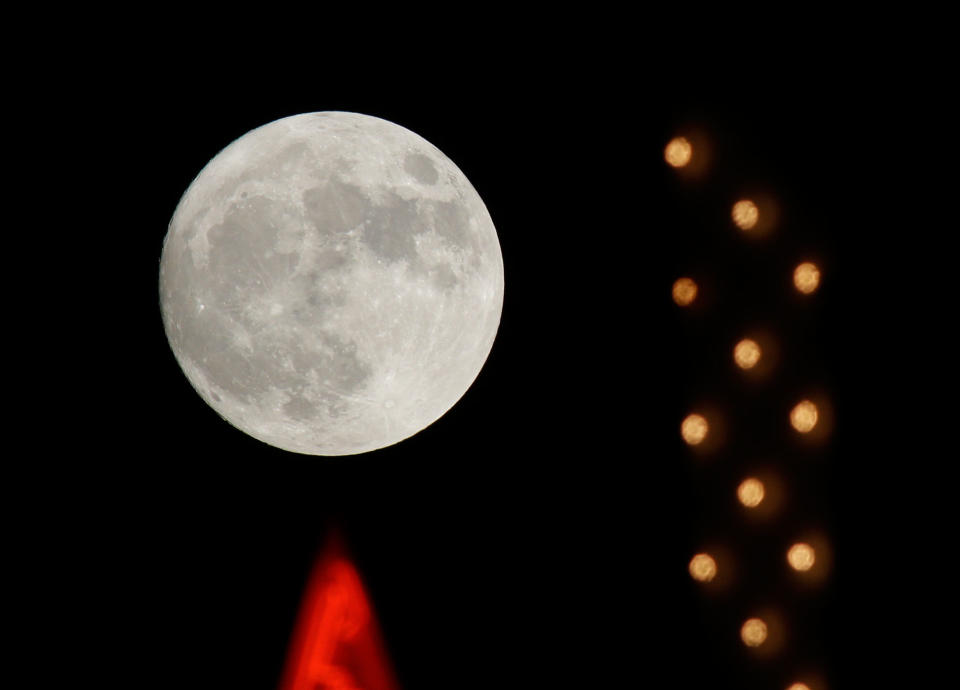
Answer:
[30,65,886,689]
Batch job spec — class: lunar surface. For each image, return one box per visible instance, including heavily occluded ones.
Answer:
[159,112,504,455]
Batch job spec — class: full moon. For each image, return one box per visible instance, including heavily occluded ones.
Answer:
[159,112,504,455]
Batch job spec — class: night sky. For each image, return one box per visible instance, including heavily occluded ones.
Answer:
[31,67,884,689]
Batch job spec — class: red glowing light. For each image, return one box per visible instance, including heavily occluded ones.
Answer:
[279,537,400,690]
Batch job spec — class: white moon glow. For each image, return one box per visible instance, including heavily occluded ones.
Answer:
[159,112,504,456]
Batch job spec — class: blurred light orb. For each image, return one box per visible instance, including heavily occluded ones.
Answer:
[794,262,821,294]
[688,553,717,582]
[741,618,768,647]
[737,478,765,507]
[672,277,698,306]
[664,137,693,168]
[732,199,759,230]
[790,400,819,433]
[787,684,812,690]
[788,543,816,571]
[681,414,709,445]
[733,338,762,369]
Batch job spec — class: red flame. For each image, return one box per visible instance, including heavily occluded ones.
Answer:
[279,537,401,690]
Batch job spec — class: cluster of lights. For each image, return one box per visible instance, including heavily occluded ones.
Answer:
[687,541,817,576]
[673,261,819,311]
[667,136,828,689]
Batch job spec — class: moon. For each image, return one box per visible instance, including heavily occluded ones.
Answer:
[159,112,504,456]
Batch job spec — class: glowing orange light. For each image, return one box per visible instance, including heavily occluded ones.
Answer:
[733,338,761,369]
[280,535,400,690]
[665,137,693,167]
[672,277,698,306]
[732,199,759,230]
[794,262,821,294]
[681,414,709,445]
[737,478,765,508]
[741,617,768,647]
[689,553,717,582]
[787,683,812,690]
[787,542,816,571]
[790,400,819,433]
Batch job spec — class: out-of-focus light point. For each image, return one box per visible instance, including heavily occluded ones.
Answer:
[672,277,698,306]
[732,199,759,230]
[734,338,762,369]
[741,618,768,647]
[665,137,693,168]
[794,262,821,294]
[790,400,819,433]
[682,414,709,445]
[788,543,816,571]
[737,478,765,507]
[787,683,812,690]
[689,553,717,582]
